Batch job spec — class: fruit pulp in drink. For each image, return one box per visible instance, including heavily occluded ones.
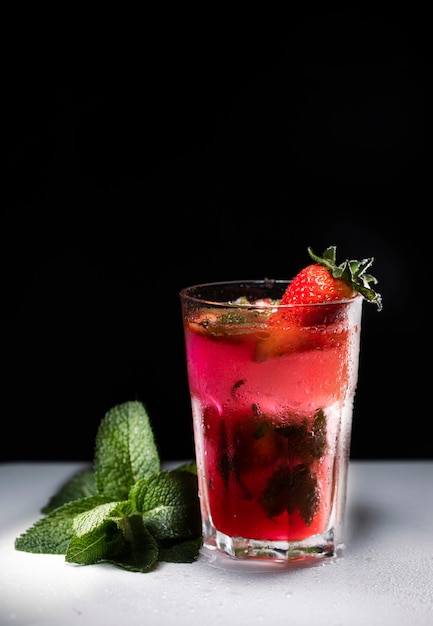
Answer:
[183,299,360,547]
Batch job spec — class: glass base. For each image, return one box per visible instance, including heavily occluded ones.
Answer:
[203,527,340,564]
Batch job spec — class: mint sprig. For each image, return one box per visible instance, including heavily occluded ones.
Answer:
[15,401,203,572]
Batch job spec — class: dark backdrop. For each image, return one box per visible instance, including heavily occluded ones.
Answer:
[3,9,431,462]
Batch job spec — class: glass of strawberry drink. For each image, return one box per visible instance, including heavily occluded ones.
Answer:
[180,247,381,563]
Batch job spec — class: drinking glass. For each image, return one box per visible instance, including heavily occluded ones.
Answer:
[180,279,363,563]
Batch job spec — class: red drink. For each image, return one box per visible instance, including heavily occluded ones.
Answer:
[180,280,363,562]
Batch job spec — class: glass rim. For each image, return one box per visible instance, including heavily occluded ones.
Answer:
[179,278,360,308]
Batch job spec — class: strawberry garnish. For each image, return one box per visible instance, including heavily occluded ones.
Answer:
[255,246,382,360]
[283,246,382,308]
[281,264,353,306]
[279,246,382,326]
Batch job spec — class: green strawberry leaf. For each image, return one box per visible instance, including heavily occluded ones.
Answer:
[94,401,161,500]
[308,246,382,310]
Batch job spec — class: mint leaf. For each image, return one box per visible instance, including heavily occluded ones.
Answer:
[158,536,203,563]
[15,495,112,554]
[66,521,126,565]
[105,515,160,572]
[260,464,319,525]
[260,465,291,518]
[276,422,308,457]
[94,401,161,500]
[66,501,130,565]
[130,470,202,542]
[73,500,134,537]
[217,419,230,488]
[275,409,327,461]
[175,462,198,475]
[42,469,96,514]
[308,409,327,459]
[293,464,319,526]
[15,400,202,572]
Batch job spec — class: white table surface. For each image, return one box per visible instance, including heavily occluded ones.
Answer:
[0,461,432,626]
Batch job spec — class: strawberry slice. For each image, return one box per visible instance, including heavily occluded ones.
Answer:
[255,326,319,361]
[254,323,348,361]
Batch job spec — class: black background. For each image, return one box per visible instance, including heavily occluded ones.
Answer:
[3,8,431,462]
